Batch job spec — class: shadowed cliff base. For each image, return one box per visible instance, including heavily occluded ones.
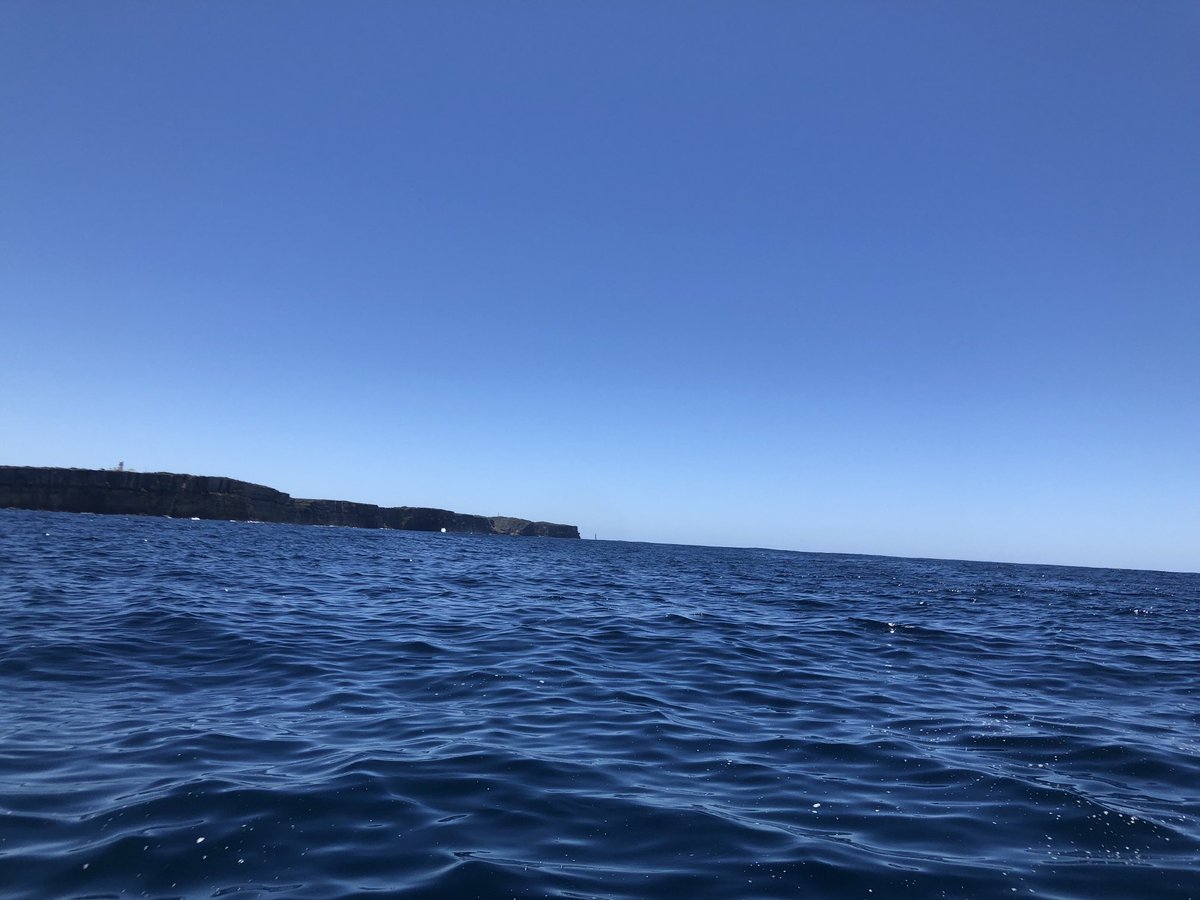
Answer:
[0,467,580,538]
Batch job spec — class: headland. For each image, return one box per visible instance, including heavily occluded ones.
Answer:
[0,466,580,538]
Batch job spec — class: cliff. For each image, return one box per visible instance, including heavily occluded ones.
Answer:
[0,467,581,539]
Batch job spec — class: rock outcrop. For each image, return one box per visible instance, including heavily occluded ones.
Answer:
[488,516,580,538]
[0,466,581,539]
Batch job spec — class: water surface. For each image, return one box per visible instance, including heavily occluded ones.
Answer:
[1,509,1197,898]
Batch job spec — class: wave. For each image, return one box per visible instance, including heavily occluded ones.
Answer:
[1,509,1198,898]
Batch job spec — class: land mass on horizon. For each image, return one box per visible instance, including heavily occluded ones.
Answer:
[0,466,580,538]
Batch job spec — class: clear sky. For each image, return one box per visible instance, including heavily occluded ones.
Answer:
[2,2,1197,572]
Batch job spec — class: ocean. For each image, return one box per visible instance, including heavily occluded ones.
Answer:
[0,508,1197,899]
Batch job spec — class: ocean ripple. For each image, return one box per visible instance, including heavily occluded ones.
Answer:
[1,509,1198,898]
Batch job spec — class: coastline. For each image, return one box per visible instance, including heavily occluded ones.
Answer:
[0,466,580,538]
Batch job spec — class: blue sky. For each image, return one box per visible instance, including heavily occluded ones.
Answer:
[3,2,1197,572]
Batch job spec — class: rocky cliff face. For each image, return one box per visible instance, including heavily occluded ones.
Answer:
[0,467,581,538]
[488,516,580,538]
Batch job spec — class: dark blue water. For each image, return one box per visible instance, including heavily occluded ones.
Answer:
[1,509,1197,899]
